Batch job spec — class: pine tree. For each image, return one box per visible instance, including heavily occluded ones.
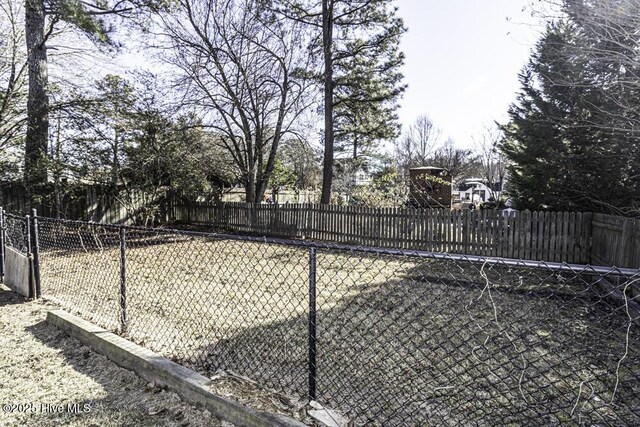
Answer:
[274,0,406,203]
[24,0,156,208]
[501,8,640,214]
[333,2,406,162]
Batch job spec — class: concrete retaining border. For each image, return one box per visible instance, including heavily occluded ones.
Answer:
[47,309,307,427]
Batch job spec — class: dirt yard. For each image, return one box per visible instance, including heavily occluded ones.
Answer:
[0,285,232,427]
[35,222,640,426]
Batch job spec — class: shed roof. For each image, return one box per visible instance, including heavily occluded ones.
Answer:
[409,166,447,172]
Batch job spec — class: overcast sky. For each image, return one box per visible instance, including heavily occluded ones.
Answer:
[395,0,544,149]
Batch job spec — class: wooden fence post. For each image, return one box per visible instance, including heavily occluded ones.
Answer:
[462,210,470,253]
[621,218,635,268]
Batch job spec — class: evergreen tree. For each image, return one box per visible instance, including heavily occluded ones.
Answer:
[54,75,138,187]
[24,0,158,208]
[333,2,406,162]
[501,6,640,215]
[94,75,138,187]
[275,0,406,203]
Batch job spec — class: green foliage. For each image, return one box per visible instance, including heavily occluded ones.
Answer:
[47,0,168,44]
[51,74,239,205]
[124,112,215,197]
[63,74,138,185]
[350,167,408,207]
[333,2,406,160]
[49,0,111,43]
[267,158,297,195]
[501,5,640,215]
[275,0,406,194]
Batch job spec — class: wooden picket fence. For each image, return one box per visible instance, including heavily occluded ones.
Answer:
[591,213,640,269]
[174,202,593,263]
[0,183,168,226]
[5,185,637,266]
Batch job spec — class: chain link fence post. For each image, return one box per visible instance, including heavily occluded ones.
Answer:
[119,226,127,333]
[25,213,31,254]
[25,212,33,298]
[308,246,317,401]
[30,209,42,298]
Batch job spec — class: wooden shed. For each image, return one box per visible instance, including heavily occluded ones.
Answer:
[408,166,452,208]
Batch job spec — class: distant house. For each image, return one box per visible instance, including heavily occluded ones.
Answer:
[408,166,452,208]
[333,158,376,187]
[353,168,373,186]
[457,178,503,204]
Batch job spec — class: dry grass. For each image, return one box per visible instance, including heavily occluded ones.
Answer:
[36,226,640,426]
[0,285,231,427]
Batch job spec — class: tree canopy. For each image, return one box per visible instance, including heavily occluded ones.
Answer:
[501,1,640,215]
[274,0,406,203]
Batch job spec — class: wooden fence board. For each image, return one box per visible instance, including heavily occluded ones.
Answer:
[591,213,640,268]
[33,198,620,267]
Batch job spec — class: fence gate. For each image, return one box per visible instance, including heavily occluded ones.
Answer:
[1,209,38,298]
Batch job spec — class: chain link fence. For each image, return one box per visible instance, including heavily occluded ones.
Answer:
[3,212,29,255]
[29,216,640,425]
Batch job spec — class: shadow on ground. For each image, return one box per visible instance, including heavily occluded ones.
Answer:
[0,287,224,427]
[175,259,640,426]
[31,230,640,426]
[0,286,27,307]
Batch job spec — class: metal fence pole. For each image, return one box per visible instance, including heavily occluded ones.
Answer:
[30,209,42,298]
[308,247,317,401]
[25,213,31,254]
[0,207,5,279]
[119,226,127,333]
[25,213,33,298]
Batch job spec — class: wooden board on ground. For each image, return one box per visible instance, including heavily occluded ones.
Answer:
[4,247,33,298]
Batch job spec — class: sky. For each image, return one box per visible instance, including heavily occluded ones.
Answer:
[108,0,545,153]
[395,0,544,149]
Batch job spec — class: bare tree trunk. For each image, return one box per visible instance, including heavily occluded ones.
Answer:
[24,0,48,210]
[246,171,256,204]
[112,128,119,187]
[53,115,61,218]
[320,0,333,204]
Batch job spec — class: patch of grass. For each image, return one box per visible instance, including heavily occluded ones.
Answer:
[37,229,640,425]
[0,286,229,427]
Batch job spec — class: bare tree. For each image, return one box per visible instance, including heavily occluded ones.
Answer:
[156,0,312,203]
[474,124,507,201]
[0,0,27,178]
[395,114,442,174]
[431,138,478,182]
